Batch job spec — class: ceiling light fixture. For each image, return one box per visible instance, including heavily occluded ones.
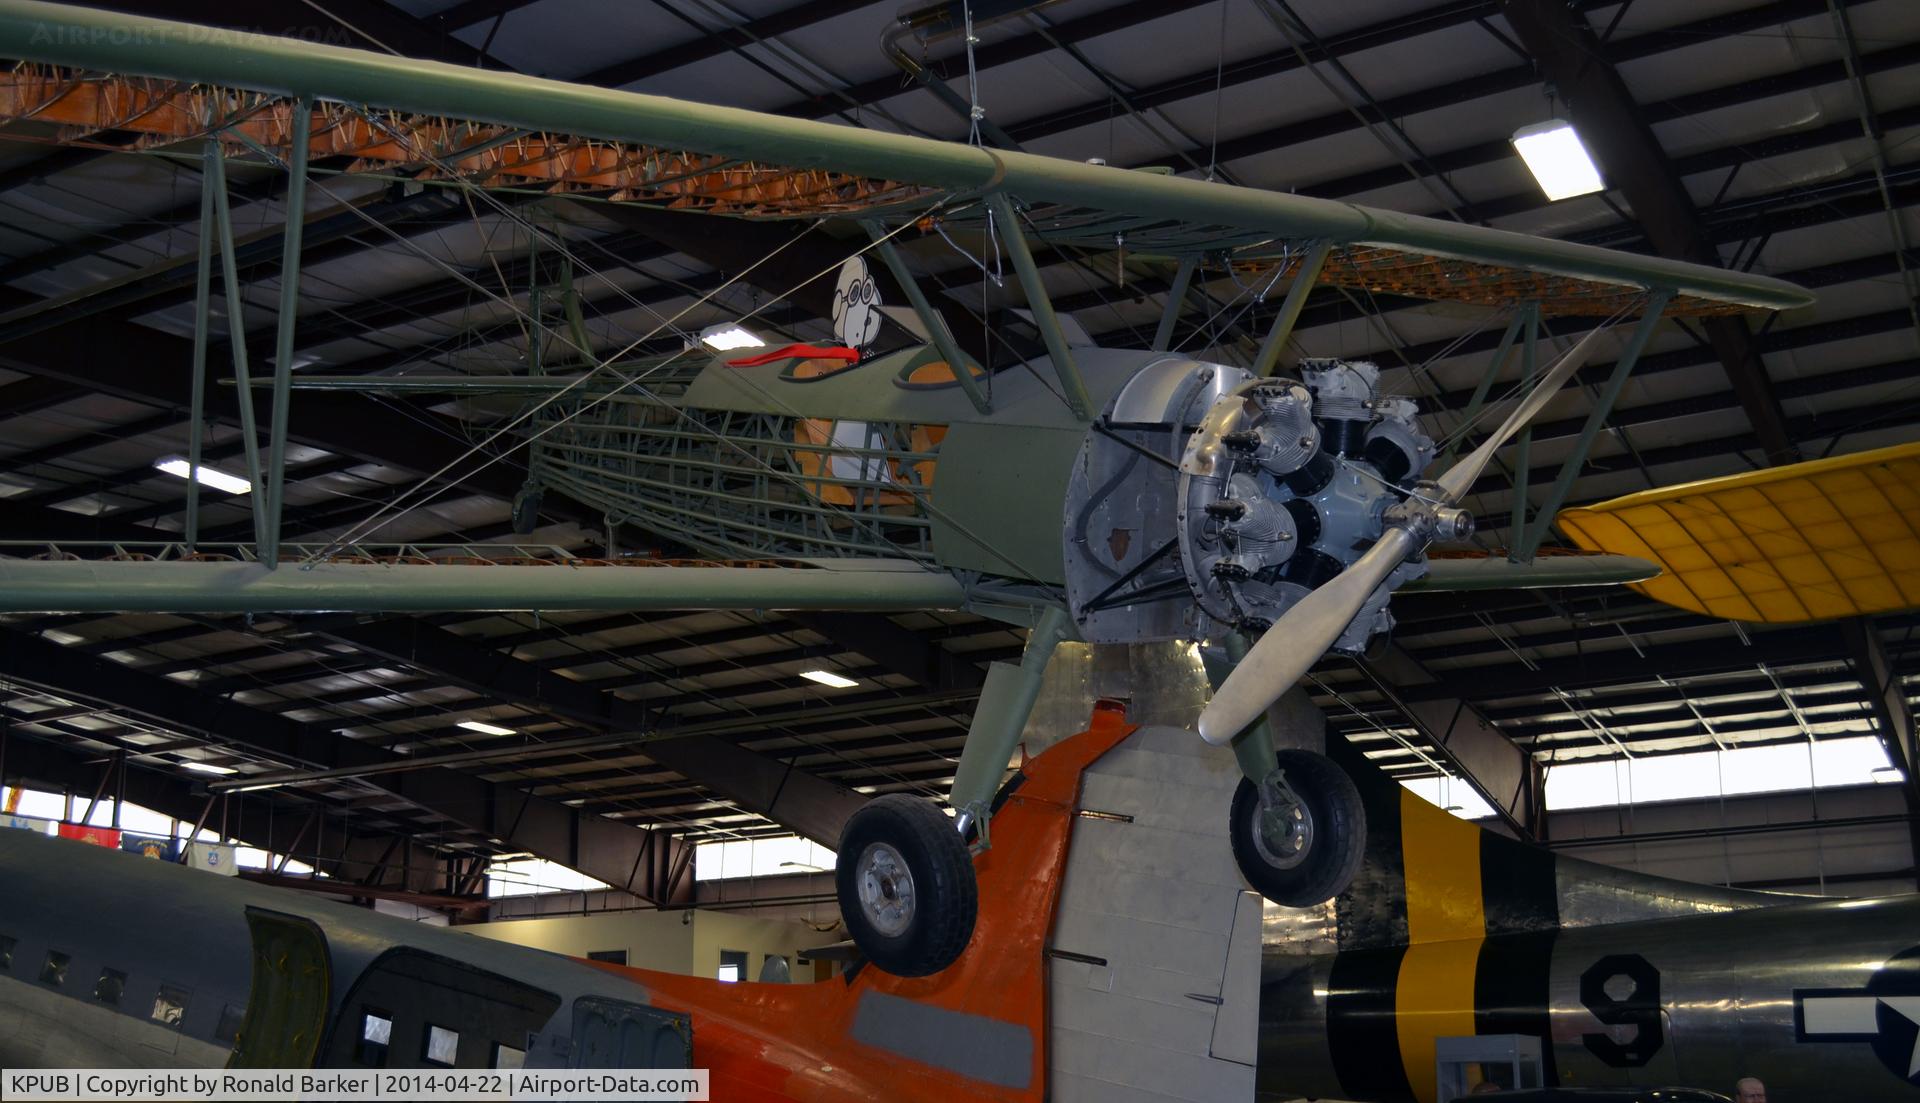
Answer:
[182,761,238,775]
[153,455,251,496]
[456,719,518,737]
[228,782,283,793]
[799,669,859,689]
[698,323,766,351]
[1511,119,1604,201]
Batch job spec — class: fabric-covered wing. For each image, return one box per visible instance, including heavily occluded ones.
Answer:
[0,0,1814,320]
[1555,441,1920,623]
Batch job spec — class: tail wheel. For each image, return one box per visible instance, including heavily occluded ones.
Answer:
[835,794,977,977]
[510,484,544,535]
[1229,749,1366,907]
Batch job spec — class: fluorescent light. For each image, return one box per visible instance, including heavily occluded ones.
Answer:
[800,669,859,689]
[1511,119,1604,201]
[153,455,251,496]
[699,323,765,351]
[457,720,518,737]
[182,761,237,775]
[229,782,283,793]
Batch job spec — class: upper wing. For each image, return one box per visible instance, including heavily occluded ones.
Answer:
[0,0,1811,318]
[1556,441,1920,623]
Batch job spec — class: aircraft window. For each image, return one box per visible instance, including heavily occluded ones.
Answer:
[586,950,627,965]
[0,935,13,970]
[717,949,748,983]
[492,1043,525,1070]
[147,991,187,1029]
[38,950,69,987]
[358,1010,392,1067]
[423,1024,459,1067]
[214,1003,246,1046]
[150,983,189,1028]
[93,967,126,1006]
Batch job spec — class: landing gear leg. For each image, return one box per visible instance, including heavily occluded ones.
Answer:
[1228,751,1365,906]
[1204,632,1365,907]
[836,795,976,977]
[1202,631,1283,783]
[834,605,1073,976]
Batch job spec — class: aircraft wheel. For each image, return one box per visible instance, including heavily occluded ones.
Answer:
[836,794,977,977]
[510,484,543,535]
[1229,750,1366,907]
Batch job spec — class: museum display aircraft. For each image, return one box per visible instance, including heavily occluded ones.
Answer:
[0,0,1823,988]
[1556,439,1920,624]
[8,701,1920,1102]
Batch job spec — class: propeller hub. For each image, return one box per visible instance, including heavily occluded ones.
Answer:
[1434,506,1474,543]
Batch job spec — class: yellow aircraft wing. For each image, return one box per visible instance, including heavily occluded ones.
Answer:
[1556,440,1920,623]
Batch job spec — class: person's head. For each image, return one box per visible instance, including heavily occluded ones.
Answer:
[1735,1077,1766,1103]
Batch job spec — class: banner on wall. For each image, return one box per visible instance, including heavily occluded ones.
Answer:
[0,814,50,833]
[185,841,239,876]
[57,823,122,849]
[121,834,179,861]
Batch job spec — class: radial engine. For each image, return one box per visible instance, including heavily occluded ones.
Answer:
[1062,356,1463,648]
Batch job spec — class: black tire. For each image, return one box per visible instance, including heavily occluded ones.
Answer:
[510,485,543,535]
[1229,749,1366,907]
[835,794,978,977]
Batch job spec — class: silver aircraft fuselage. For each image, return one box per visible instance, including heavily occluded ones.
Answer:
[1261,892,1920,1100]
[0,829,690,1071]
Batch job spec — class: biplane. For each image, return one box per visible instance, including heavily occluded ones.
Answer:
[0,0,1822,986]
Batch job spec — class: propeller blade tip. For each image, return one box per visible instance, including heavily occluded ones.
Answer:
[1196,714,1234,745]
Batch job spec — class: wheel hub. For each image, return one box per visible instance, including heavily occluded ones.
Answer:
[1251,772,1314,870]
[855,841,916,937]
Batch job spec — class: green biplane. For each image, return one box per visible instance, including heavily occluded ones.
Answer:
[0,0,1812,976]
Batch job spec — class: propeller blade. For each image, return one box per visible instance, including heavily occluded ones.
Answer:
[1435,322,1611,504]
[1196,318,1625,748]
[1197,527,1414,745]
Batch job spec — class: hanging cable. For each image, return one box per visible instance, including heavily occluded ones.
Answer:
[932,215,1003,287]
[1206,0,1228,182]
[962,1,985,146]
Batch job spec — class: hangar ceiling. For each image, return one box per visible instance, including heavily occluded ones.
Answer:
[0,0,1915,899]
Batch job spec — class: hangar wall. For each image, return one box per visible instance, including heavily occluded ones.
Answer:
[1544,782,1913,897]
[464,904,839,981]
